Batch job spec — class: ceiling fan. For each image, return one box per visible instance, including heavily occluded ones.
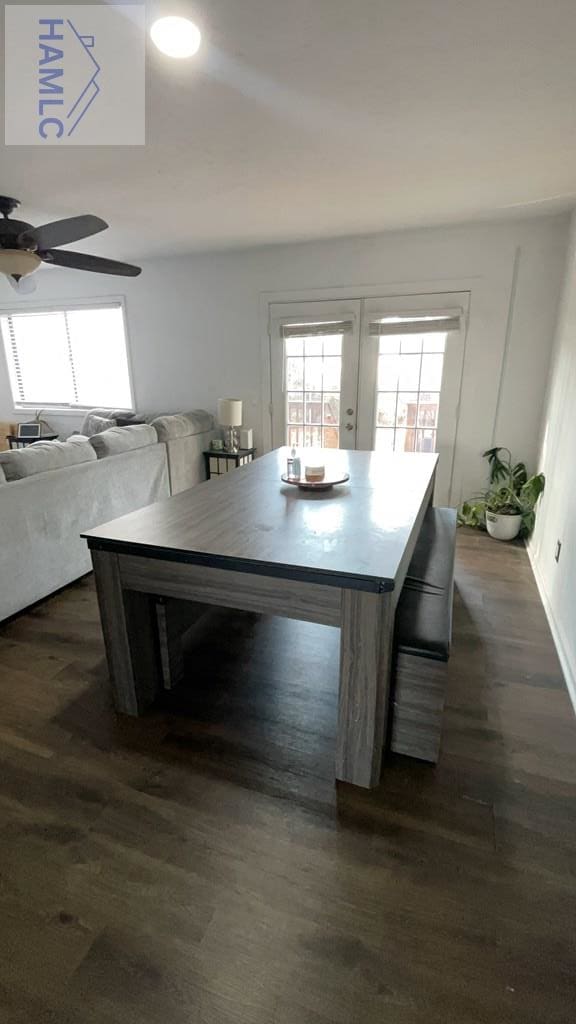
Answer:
[0,195,141,294]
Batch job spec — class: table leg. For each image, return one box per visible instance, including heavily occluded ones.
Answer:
[336,589,394,788]
[156,597,208,689]
[91,550,162,715]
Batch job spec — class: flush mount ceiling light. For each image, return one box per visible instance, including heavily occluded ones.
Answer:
[150,16,202,58]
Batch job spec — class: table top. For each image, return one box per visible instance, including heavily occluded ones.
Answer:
[83,447,437,592]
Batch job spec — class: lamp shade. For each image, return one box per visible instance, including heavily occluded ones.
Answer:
[217,398,242,427]
[0,249,41,279]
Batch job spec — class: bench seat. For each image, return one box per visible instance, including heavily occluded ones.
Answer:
[391,507,457,762]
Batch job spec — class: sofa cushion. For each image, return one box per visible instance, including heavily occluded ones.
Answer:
[151,410,214,442]
[86,413,116,435]
[0,437,96,481]
[80,408,136,436]
[89,424,158,459]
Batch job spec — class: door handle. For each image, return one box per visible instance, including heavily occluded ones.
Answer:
[345,422,354,431]
[346,408,354,416]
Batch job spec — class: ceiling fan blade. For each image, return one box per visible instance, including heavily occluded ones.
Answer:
[7,274,37,294]
[19,214,108,251]
[42,249,141,277]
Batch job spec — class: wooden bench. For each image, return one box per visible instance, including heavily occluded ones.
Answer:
[391,507,457,763]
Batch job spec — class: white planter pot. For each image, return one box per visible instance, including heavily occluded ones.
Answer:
[485,511,523,541]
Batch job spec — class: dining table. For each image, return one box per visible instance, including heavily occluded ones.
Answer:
[83,446,437,788]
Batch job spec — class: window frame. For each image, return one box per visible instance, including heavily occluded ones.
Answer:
[0,296,135,415]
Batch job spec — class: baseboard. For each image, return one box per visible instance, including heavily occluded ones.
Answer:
[526,543,576,716]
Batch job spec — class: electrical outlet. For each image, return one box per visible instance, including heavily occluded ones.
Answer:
[555,540,562,563]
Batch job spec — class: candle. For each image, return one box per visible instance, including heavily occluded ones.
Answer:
[305,464,325,483]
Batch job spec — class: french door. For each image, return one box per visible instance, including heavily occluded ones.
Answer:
[270,300,362,451]
[269,294,466,504]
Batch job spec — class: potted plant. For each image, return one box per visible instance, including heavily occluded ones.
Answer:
[459,447,545,541]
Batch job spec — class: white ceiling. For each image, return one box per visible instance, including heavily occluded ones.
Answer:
[2,0,576,259]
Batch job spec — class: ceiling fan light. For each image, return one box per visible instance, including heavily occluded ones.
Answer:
[0,249,42,279]
[150,16,202,58]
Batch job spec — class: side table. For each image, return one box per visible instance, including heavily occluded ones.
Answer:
[6,433,59,450]
[203,447,256,479]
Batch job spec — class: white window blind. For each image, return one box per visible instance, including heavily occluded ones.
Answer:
[369,314,461,336]
[0,303,133,410]
[281,320,353,338]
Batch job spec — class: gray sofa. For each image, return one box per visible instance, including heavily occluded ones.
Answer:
[0,411,215,621]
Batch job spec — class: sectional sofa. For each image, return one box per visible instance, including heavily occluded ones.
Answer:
[0,411,216,621]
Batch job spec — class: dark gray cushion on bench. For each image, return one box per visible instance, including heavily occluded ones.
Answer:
[395,507,457,662]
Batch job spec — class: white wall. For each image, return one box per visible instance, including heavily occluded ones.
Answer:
[528,210,576,710]
[0,214,567,503]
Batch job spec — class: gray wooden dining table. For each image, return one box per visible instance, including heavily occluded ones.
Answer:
[83,447,437,788]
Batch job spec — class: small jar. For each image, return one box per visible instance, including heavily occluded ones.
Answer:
[305,464,325,483]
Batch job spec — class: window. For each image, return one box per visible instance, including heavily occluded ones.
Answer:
[369,314,458,454]
[0,303,133,410]
[374,332,447,453]
[282,320,352,449]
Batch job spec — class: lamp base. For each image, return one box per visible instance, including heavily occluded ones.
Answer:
[223,426,239,453]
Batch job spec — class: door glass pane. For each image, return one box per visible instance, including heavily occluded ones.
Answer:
[287,392,304,423]
[283,332,343,447]
[305,393,322,424]
[416,428,436,452]
[323,337,342,356]
[396,392,418,428]
[286,358,304,390]
[423,333,446,353]
[287,426,304,447]
[304,338,323,356]
[323,394,340,425]
[378,353,400,390]
[400,337,422,354]
[322,357,341,391]
[397,353,421,390]
[380,337,400,354]
[376,393,396,427]
[285,338,303,356]
[375,332,447,453]
[375,428,395,452]
[305,425,322,446]
[395,428,416,452]
[417,394,439,427]
[323,425,339,448]
[420,354,444,391]
[304,358,323,390]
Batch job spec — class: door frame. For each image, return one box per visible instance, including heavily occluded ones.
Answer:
[261,281,472,449]
[356,292,469,505]
[268,299,362,451]
[259,278,497,507]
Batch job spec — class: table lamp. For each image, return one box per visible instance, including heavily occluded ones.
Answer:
[218,397,243,453]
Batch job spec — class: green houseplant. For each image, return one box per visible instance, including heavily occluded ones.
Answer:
[459,447,545,541]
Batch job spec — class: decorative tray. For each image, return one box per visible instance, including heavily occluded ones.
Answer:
[281,472,350,492]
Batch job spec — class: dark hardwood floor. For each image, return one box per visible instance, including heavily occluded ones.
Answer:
[0,528,575,1023]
